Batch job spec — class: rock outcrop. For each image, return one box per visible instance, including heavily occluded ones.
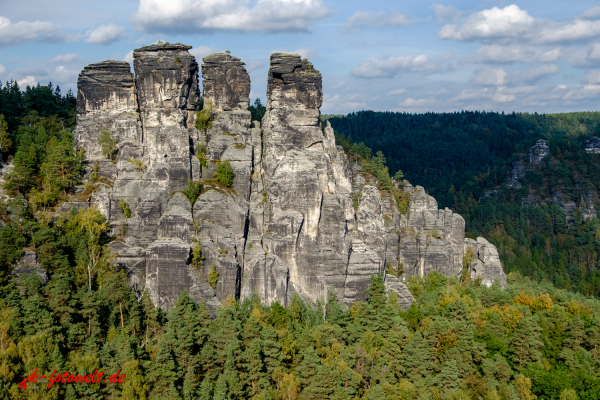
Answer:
[584,137,600,154]
[464,238,507,289]
[529,139,550,164]
[12,250,48,286]
[73,43,507,312]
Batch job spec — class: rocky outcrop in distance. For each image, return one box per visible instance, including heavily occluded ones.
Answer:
[505,138,596,223]
[584,137,600,154]
[71,43,507,312]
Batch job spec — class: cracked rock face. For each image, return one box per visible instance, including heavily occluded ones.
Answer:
[530,139,550,164]
[73,45,507,313]
[464,238,507,289]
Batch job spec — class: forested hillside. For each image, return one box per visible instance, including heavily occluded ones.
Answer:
[2,83,600,399]
[330,111,600,297]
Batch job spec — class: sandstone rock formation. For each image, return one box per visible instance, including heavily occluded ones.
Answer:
[584,137,600,154]
[464,238,507,289]
[73,43,507,312]
[529,139,550,164]
[12,250,48,286]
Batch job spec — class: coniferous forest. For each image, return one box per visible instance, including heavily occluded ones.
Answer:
[330,111,600,298]
[1,84,600,399]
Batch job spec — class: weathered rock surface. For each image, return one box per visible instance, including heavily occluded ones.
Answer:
[464,238,507,289]
[12,250,48,286]
[506,160,527,188]
[584,137,600,154]
[529,139,550,164]
[73,44,508,312]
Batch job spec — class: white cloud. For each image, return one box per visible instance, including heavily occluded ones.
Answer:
[471,68,507,85]
[133,0,332,33]
[439,5,533,41]
[0,64,5,74]
[322,93,367,113]
[581,6,600,19]
[387,88,406,95]
[399,97,431,107]
[85,23,127,44]
[351,54,441,78]
[519,64,559,84]
[17,76,37,87]
[476,44,563,63]
[244,60,268,73]
[563,85,600,100]
[124,51,134,65]
[345,11,409,30]
[190,45,220,61]
[580,70,600,84]
[439,4,600,44]
[570,44,600,68]
[0,16,73,46]
[52,53,79,63]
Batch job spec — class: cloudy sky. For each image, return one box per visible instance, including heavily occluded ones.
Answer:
[2,0,600,114]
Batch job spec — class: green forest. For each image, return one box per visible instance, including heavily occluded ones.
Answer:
[330,111,600,298]
[1,83,600,399]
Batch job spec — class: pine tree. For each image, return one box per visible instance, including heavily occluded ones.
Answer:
[508,317,543,371]
[366,274,387,313]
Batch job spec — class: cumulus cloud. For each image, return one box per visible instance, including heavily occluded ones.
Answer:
[581,6,600,19]
[471,64,559,87]
[53,53,79,63]
[563,84,600,101]
[124,51,134,65]
[189,45,220,61]
[17,76,37,87]
[570,44,600,68]
[519,64,559,84]
[0,64,5,74]
[351,54,443,78]
[580,70,600,84]
[0,16,73,46]
[322,93,367,113]
[85,23,127,44]
[345,11,409,30]
[471,68,507,85]
[439,4,600,44]
[133,0,332,33]
[476,44,563,63]
[399,97,432,108]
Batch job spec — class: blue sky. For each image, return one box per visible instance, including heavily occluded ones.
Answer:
[2,0,600,114]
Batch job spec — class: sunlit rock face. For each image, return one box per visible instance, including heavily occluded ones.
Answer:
[73,44,507,312]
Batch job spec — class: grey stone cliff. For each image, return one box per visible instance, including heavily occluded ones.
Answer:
[529,139,550,164]
[464,238,507,289]
[73,44,508,312]
[584,137,600,154]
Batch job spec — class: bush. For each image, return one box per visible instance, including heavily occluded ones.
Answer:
[208,265,218,289]
[190,243,204,271]
[118,198,131,218]
[214,160,234,187]
[183,180,203,205]
[196,102,214,133]
[195,143,208,167]
[99,130,116,160]
[127,158,146,172]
